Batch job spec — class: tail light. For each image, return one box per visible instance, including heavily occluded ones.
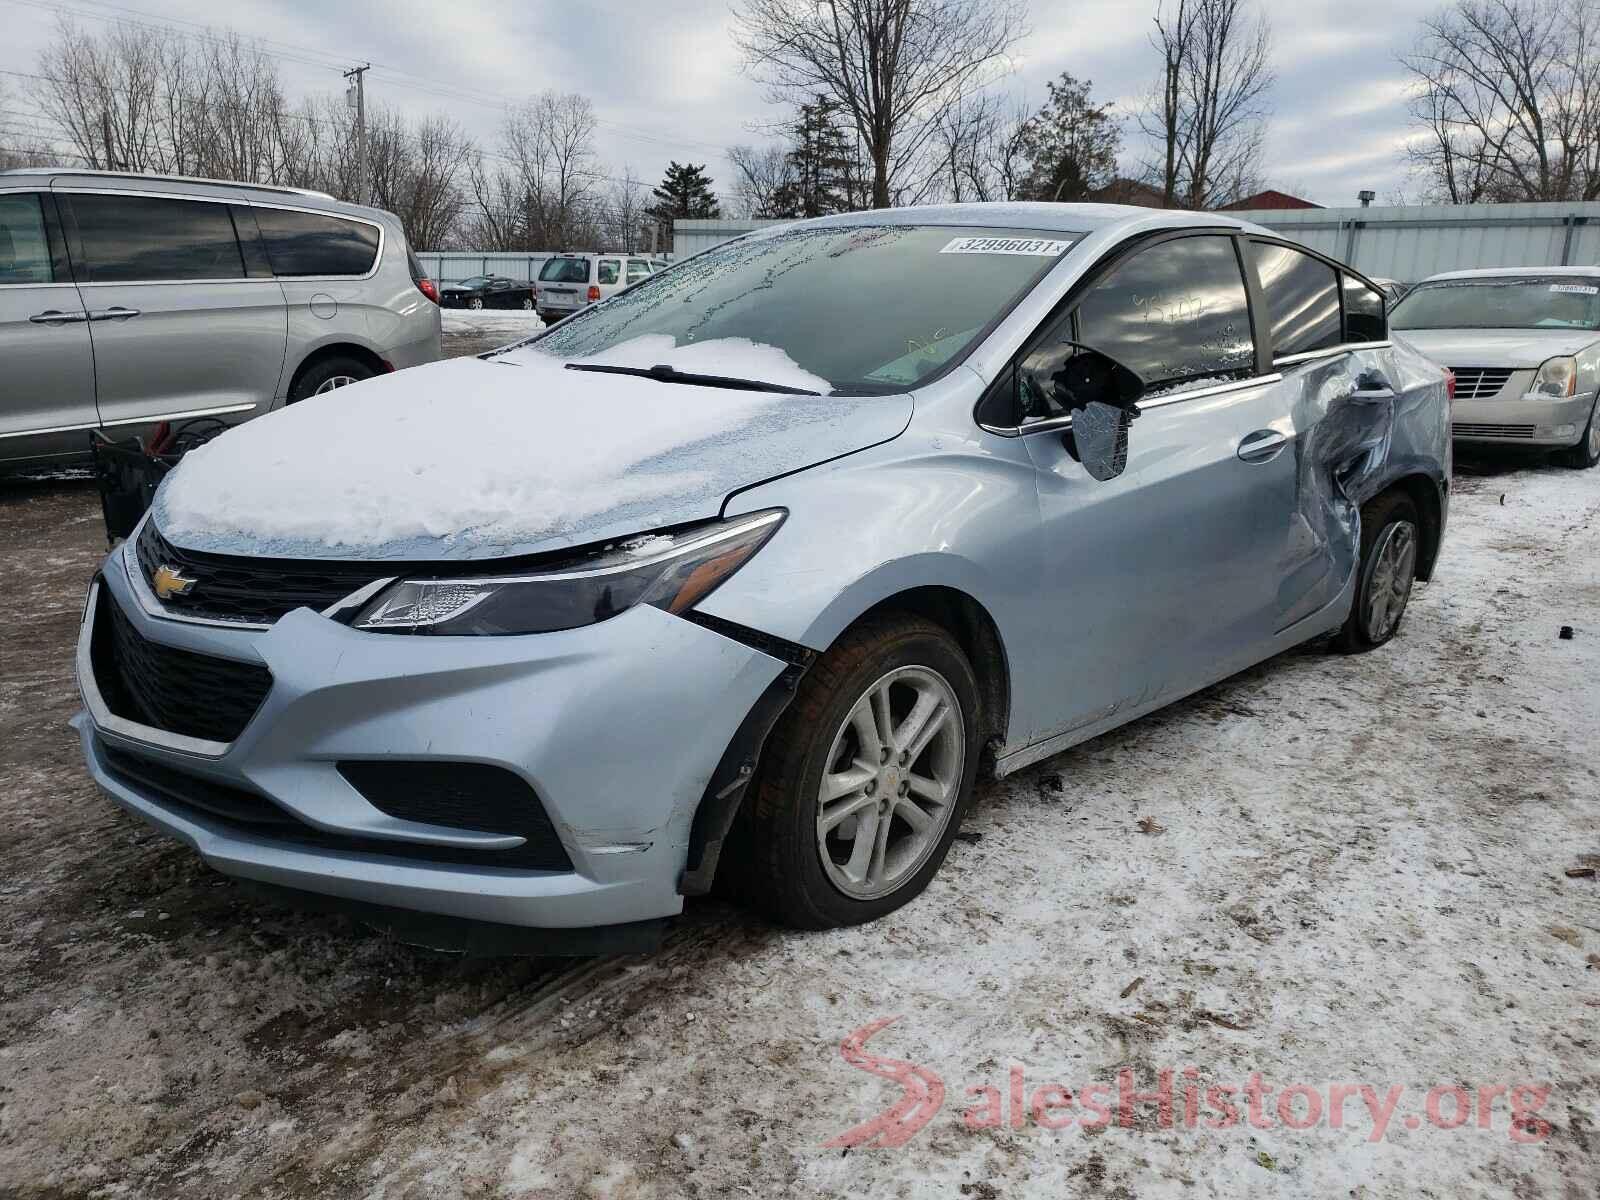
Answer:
[587,285,601,302]
[417,277,440,305]
[1444,370,1455,405]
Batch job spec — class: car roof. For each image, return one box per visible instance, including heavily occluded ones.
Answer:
[764,201,1267,238]
[1420,265,1600,283]
[0,168,394,224]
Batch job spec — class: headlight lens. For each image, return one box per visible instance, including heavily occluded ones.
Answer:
[354,509,784,635]
[1533,356,1578,397]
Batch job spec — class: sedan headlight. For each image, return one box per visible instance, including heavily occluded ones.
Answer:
[354,509,784,635]
[1533,356,1578,397]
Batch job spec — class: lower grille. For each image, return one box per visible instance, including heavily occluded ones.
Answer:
[93,589,272,743]
[1453,422,1536,439]
[1449,367,1516,401]
[101,745,574,872]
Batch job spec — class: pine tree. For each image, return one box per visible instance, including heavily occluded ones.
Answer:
[1016,74,1121,203]
[768,97,856,218]
[646,161,721,222]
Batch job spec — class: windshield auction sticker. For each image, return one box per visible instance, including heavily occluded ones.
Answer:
[940,236,1074,256]
[1549,283,1599,294]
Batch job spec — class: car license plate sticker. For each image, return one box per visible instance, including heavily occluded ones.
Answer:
[939,236,1074,256]
[1550,284,1598,294]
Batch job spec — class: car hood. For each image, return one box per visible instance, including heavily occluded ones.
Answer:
[439,285,473,294]
[152,354,911,562]
[1393,327,1600,368]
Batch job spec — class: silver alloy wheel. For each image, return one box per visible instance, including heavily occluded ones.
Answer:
[522,297,534,310]
[816,665,964,900]
[469,297,484,310]
[1363,519,1418,641]
[313,375,360,394]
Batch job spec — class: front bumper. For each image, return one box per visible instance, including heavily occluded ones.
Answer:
[74,546,786,931]
[1451,390,1597,446]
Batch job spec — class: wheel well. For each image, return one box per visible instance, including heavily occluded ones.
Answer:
[852,586,1011,753]
[1378,474,1444,581]
[288,343,390,399]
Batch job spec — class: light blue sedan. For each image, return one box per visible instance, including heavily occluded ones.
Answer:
[74,203,1450,951]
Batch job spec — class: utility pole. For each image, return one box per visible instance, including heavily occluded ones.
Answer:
[344,63,370,205]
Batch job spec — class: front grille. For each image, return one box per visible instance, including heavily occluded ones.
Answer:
[92,589,272,743]
[1449,367,1516,401]
[100,744,573,872]
[136,520,383,625]
[1453,422,1536,439]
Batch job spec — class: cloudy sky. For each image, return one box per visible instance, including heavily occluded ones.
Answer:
[1,0,1446,208]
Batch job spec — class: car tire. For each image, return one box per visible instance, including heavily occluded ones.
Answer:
[736,613,982,929]
[521,297,534,310]
[288,355,374,404]
[1556,398,1600,468]
[468,297,484,310]
[1335,490,1421,653]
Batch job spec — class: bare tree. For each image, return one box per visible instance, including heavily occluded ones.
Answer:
[467,92,600,249]
[727,142,796,217]
[1401,0,1600,203]
[733,0,1027,208]
[34,16,181,172]
[600,167,649,250]
[1139,0,1275,208]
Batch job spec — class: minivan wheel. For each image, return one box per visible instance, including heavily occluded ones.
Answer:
[1336,491,1421,653]
[1556,398,1600,468]
[289,356,374,403]
[739,614,981,928]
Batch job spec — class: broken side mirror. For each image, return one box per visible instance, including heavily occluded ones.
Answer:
[1049,344,1144,482]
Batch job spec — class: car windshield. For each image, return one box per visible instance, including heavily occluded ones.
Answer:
[539,257,591,283]
[459,275,490,288]
[505,225,1078,394]
[1390,277,1600,330]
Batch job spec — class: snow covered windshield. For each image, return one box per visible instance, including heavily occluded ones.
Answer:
[1391,278,1600,331]
[505,225,1079,394]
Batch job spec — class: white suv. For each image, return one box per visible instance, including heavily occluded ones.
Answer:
[537,252,663,324]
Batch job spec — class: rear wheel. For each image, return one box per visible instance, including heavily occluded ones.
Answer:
[521,296,534,310]
[288,355,374,403]
[1336,491,1421,653]
[1557,398,1600,468]
[738,614,981,928]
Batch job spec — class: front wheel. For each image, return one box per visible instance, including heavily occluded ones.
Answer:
[521,297,534,310]
[737,614,981,928]
[468,297,484,311]
[1336,491,1421,653]
[1557,398,1600,469]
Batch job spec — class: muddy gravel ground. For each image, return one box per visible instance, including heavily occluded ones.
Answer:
[1,451,1597,1200]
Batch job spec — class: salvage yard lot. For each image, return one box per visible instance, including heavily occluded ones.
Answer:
[1,456,1597,1198]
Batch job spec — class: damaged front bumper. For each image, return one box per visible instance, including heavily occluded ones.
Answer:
[74,544,787,943]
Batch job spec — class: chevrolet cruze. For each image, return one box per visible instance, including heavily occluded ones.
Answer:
[74,203,1451,952]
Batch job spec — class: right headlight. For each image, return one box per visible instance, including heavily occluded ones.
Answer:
[354,509,784,636]
[1533,356,1578,397]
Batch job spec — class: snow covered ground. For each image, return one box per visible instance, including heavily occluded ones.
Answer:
[1,458,1596,1198]
[441,308,545,339]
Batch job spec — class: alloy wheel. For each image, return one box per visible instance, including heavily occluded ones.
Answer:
[313,375,360,394]
[816,665,964,900]
[1363,519,1418,642]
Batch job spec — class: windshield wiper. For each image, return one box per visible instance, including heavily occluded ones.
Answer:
[564,362,820,395]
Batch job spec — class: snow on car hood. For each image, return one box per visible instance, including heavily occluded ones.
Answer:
[1393,327,1600,368]
[153,353,911,561]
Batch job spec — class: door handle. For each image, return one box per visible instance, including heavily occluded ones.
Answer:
[1237,429,1288,463]
[28,309,89,324]
[87,307,141,322]
[1347,386,1395,404]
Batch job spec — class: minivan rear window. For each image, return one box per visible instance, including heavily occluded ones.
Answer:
[68,193,246,283]
[253,207,380,277]
[539,257,591,283]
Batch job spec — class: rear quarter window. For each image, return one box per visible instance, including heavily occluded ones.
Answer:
[1342,275,1387,343]
[252,207,380,277]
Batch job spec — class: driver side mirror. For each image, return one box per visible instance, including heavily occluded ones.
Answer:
[1017,342,1145,482]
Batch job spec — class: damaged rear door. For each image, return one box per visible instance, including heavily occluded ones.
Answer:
[1244,240,1401,631]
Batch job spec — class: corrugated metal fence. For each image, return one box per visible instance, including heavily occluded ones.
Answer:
[414,252,555,284]
[674,203,1600,281]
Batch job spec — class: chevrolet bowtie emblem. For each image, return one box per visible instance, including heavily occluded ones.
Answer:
[152,564,197,601]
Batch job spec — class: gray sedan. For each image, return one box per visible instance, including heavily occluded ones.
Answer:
[73,203,1450,950]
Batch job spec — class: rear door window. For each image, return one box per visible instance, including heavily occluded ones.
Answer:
[1249,241,1341,359]
[251,207,380,276]
[67,193,246,282]
[597,258,621,286]
[1072,234,1256,389]
[0,193,54,283]
[1342,274,1387,343]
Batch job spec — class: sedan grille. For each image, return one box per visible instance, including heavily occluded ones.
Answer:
[136,520,384,625]
[1453,422,1536,439]
[92,589,272,743]
[1448,367,1516,401]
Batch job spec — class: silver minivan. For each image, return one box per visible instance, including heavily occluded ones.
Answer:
[0,169,441,474]
[536,251,662,324]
